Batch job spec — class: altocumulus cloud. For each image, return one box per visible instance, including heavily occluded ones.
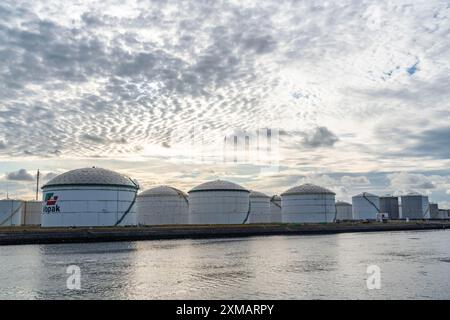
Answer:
[0,0,449,205]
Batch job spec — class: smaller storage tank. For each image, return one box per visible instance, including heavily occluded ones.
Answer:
[429,203,440,219]
[380,196,400,220]
[335,201,353,221]
[23,201,42,226]
[352,192,380,220]
[249,191,271,224]
[137,186,188,225]
[0,199,24,226]
[270,195,282,223]
[438,209,450,219]
[281,184,336,223]
[188,180,250,225]
[401,193,430,219]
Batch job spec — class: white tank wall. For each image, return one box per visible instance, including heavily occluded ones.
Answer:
[281,194,336,223]
[401,196,430,219]
[249,197,271,223]
[352,195,379,220]
[0,200,24,226]
[41,186,137,227]
[270,199,282,223]
[336,204,353,221]
[137,195,188,225]
[24,201,42,226]
[188,191,249,224]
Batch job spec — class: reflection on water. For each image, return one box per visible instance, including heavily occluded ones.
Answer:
[0,230,450,299]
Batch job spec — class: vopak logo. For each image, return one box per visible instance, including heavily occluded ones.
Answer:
[43,193,60,214]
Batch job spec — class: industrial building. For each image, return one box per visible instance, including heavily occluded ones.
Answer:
[281,184,336,223]
[352,192,380,220]
[188,180,250,224]
[0,199,24,226]
[248,191,271,223]
[23,201,42,225]
[335,201,353,221]
[270,195,282,223]
[380,196,400,219]
[136,186,188,225]
[401,193,430,219]
[41,167,139,227]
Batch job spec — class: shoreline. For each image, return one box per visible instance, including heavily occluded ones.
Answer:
[1,221,450,246]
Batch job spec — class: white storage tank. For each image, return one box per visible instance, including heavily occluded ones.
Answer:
[41,167,139,227]
[137,186,188,225]
[352,192,380,220]
[438,209,450,219]
[429,203,440,219]
[401,193,430,219]
[335,201,353,221]
[281,184,336,223]
[0,199,24,227]
[188,180,250,225]
[270,195,282,223]
[249,191,271,224]
[23,201,43,226]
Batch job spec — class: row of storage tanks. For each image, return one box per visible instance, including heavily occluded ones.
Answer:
[1,167,449,227]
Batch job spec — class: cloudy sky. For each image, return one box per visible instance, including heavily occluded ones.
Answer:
[0,0,449,206]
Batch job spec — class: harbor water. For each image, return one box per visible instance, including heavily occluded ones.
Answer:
[0,230,450,299]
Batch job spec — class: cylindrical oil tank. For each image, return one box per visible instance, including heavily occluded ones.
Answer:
[438,209,449,219]
[0,199,24,226]
[41,167,139,227]
[335,201,353,221]
[429,203,440,219]
[270,195,282,223]
[23,201,43,225]
[380,196,400,219]
[249,191,271,224]
[352,193,380,220]
[188,180,250,225]
[401,193,430,219]
[281,184,336,223]
[137,186,188,225]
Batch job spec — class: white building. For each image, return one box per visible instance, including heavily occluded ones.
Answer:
[188,180,250,225]
[41,167,139,227]
[249,191,271,224]
[137,186,188,225]
[281,184,336,223]
[352,192,380,220]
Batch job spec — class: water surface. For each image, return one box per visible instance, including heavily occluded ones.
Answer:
[1,230,449,299]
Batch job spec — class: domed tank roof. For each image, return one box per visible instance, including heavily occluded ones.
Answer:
[138,186,187,197]
[353,192,379,198]
[250,190,270,198]
[402,192,425,197]
[188,180,249,193]
[336,201,352,206]
[281,183,335,196]
[42,167,138,189]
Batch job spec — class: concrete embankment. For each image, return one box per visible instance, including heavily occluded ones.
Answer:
[1,221,449,246]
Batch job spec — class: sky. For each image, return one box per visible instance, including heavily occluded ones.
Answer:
[0,0,449,206]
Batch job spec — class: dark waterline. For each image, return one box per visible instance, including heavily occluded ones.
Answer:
[0,229,449,299]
